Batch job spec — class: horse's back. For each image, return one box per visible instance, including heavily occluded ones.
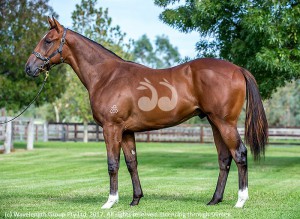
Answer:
[189,58,240,72]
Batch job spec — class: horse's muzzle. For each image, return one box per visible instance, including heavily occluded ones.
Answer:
[25,65,31,75]
[25,64,39,77]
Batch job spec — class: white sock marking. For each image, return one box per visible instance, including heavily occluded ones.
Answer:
[101,192,119,209]
[235,187,249,208]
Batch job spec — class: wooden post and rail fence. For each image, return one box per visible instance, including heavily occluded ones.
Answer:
[1,117,300,153]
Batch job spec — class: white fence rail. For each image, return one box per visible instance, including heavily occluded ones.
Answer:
[1,118,300,147]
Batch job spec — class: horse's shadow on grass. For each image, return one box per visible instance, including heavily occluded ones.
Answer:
[34,190,236,209]
[139,152,218,170]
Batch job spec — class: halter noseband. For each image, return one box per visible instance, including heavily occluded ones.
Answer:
[32,27,67,71]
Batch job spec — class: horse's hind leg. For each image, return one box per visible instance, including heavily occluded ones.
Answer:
[232,141,248,208]
[121,131,143,206]
[207,121,233,205]
[208,115,248,208]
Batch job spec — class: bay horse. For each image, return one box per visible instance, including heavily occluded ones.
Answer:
[25,17,268,209]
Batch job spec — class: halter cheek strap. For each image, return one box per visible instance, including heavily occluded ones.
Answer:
[32,27,67,70]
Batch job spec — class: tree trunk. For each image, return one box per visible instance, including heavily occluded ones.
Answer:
[53,104,60,123]
[1,108,6,117]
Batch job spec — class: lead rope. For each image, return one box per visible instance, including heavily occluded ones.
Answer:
[0,71,49,125]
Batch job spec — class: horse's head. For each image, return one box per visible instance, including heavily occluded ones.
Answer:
[25,17,67,77]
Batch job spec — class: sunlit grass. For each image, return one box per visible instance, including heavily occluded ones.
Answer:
[1,142,299,218]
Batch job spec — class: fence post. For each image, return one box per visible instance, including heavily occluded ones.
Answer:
[65,124,69,141]
[4,119,12,154]
[74,124,77,142]
[62,125,66,142]
[200,125,204,143]
[27,119,34,150]
[43,122,48,142]
[96,125,99,142]
[146,131,150,142]
[19,120,24,142]
[83,121,88,143]
[35,125,38,141]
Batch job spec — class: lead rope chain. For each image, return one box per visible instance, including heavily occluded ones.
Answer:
[0,71,49,125]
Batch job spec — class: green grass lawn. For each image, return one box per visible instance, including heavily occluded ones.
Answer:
[0,142,299,219]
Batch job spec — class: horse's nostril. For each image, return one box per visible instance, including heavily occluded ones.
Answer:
[25,65,31,74]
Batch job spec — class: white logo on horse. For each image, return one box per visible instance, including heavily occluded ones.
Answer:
[137,78,178,111]
[110,105,118,114]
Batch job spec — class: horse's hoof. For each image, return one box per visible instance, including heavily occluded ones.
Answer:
[234,197,248,208]
[101,194,119,209]
[207,198,222,205]
[130,197,142,206]
[101,200,118,209]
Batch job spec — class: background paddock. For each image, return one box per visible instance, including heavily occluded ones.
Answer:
[1,120,300,145]
[0,142,299,218]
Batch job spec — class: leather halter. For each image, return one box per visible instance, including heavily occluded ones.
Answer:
[32,27,67,71]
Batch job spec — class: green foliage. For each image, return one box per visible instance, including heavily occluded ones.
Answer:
[71,0,132,60]
[54,68,93,123]
[47,0,131,123]
[154,0,300,98]
[132,34,181,68]
[264,80,300,127]
[0,0,67,111]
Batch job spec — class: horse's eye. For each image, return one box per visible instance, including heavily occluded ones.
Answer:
[45,39,52,44]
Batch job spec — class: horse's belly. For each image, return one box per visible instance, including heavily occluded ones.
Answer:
[126,102,200,132]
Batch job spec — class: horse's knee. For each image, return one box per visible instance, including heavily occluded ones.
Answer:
[126,160,137,173]
[108,161,119,174]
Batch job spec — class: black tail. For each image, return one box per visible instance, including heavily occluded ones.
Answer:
[240,68,268,160]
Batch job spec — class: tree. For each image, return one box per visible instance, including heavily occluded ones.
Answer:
[71,0,132,60]
[264,79,300,127]
[0,0,68,112]
[154,0,300,98]
[132,34,181,68]
[46,0,132,141]
[58,70,93,142]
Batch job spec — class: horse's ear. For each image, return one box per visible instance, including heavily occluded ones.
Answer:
[47,16,55,29]
[52,16,63,33]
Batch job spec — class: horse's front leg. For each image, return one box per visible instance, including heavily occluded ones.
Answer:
[101,124,122,209]
[122,131,143,206]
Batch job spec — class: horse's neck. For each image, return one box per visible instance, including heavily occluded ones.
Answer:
[65,31,122,90]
